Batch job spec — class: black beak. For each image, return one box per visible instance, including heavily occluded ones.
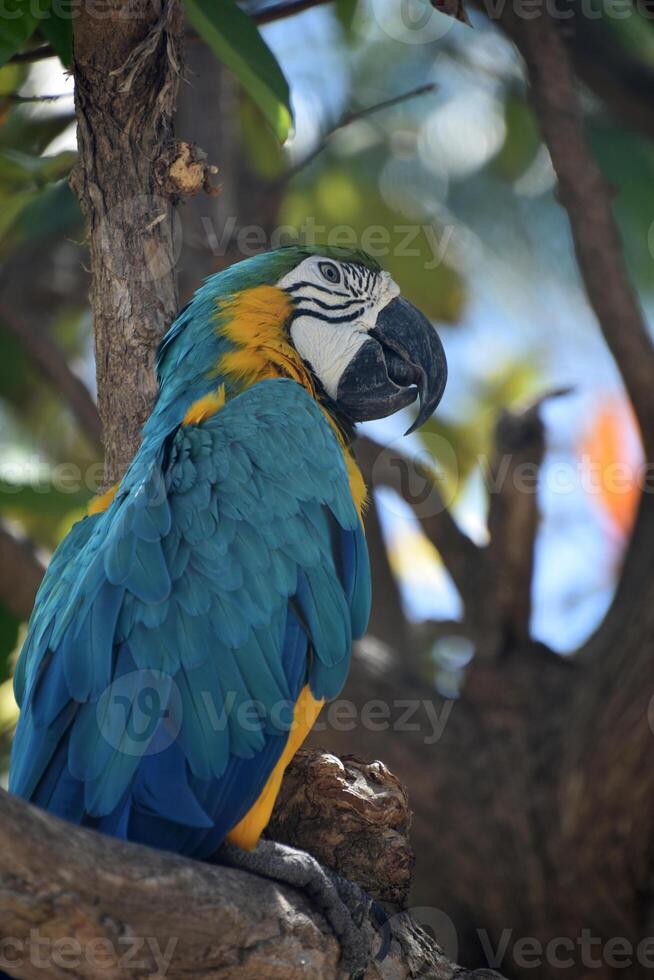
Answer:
[335,297,447,435]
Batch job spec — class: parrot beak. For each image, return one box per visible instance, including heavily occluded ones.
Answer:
[335,297,447,434]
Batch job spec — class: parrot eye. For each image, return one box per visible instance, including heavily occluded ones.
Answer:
[318,262,341,285]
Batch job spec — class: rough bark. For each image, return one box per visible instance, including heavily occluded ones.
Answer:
[0,759,502,980]
[268,750,414,907]
[70,0,184,486]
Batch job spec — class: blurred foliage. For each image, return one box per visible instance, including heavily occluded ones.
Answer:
[240,99,287,178]
[0,2,40,67]
[282,157,465,321]
[38,0,74,67]
[490,97,540,182]
[590,123,654,285]
[185,0,292,140]
[578,395,640,540]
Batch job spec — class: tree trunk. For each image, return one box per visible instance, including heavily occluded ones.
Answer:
[71,0,183,486]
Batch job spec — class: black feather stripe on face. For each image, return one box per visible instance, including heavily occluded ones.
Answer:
[286,262,381,323]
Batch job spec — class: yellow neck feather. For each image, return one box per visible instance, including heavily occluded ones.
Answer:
[217,285,315,394]
[217,284,368,516]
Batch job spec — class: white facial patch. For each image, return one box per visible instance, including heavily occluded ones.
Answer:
[278,255,400,399]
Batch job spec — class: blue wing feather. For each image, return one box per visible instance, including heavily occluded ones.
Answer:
[10,379,371,856]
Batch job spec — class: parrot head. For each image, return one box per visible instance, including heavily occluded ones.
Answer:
[155,245,447,436]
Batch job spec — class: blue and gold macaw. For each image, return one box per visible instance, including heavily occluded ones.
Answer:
[9,245,446,966]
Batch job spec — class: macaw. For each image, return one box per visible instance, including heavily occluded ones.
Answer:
[9,245,446,970]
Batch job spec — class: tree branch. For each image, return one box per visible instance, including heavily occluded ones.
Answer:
[7,43,54,65]
[356,436,481,612]
[0,523,45,622]
[501,0,654,656]
[254,0,332,25]
[505,3,654,460]
[0,765,504,980]
[481,395,559,658]
[362,492,410,652]
[0,306,102,456]
[471,0,654,143]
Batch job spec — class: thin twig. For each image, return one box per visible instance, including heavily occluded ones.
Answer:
[254,0,332,24]
[7,43,54,65]
[0,305,102,454]
[283,83,437,181]
[5,93,69,103]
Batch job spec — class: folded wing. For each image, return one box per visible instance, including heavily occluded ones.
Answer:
[10,379,371,856]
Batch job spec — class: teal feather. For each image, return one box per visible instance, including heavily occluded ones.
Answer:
[10,246,374,857]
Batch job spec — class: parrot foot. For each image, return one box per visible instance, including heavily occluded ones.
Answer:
[216,839,373,978]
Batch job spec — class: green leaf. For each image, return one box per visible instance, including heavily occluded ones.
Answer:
[0,0,40,67]
[39,0,73,67]
[239,97,285,179]
[0,188,33,240]
[491,97,541,182]
[0,60,26,95]
[334,0,359,39]
[0,147,76,188]
[0,604,19,680]
[183,0,292,142]
[0,109,75,155]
